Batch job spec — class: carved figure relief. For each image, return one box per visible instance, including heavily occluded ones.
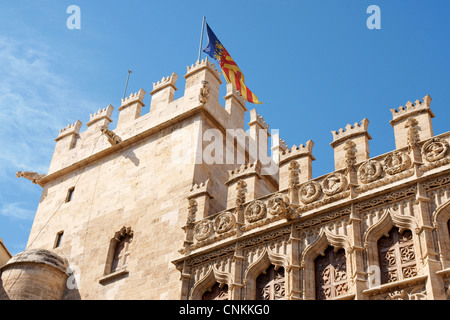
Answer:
[256,265,285,300]
[235,180,247,207]
[344,141,357,172]
[194,220,213,241]
[315,247,348,300]
[288,160,300,188]
[378,228,417,284]
[198,80,210,104]
[422,137,449,162]
[322,173,348,196]
[383,151,411,175]
[100,125,122,145]
[299,181,322,204]
[214,211,235,234]
[244,200,267,223]
[267,193,291,218]
[358,160,383,184]
[186,199,198,227]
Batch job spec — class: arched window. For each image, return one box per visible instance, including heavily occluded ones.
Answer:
[104,226,133,275]
[202,283,228,300]
[377,227,416,284]
[315,247,348,300]
[256,265,285,300]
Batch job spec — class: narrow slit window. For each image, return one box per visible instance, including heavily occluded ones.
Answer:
[54,231,64,248]
[65,187,75,203]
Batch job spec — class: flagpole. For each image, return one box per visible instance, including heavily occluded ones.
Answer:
[198,16,206,61]
[122,69,132,100]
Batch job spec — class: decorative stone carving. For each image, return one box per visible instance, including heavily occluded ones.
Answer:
[100,125,122,145]
[256,265,285,300]
[405,118,420,150]
[198,80,210,104]
[383,151,411,175]
[288,161,300,188]
[267,193,292,219]
[194,220,213,241]
[16,171,46,184]
[236,180,247,207]
[422,137,449,162]
[344,141,357,172]
[384,286,427,300]
[299,181,322,204]
[322,173,348,196]
[315,247,349,300]
[214,211,236,234]
[244,200,267,223]
[358,160,383,184]
[186,199,198,227]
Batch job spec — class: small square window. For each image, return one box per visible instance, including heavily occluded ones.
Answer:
[65,187,75,203]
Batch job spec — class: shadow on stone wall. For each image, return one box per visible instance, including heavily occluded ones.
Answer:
[0,275,10,300]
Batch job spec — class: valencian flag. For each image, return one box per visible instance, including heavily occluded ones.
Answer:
[203,23,262,104]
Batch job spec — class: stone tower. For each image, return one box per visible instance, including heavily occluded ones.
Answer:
[2,58,278,300]
[2,58,450,300]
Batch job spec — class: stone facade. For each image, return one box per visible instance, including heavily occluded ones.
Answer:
[2,58,450,300]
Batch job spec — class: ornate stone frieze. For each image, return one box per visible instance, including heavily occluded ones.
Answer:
[322,172,348,196]
[383,151,411,175]
[194,220,214,241]
[244,200,267,223]
[299,181,322,204]
[356,185,416,211]
[267,193,293,219]
[375,284,427,300]
[422,137,449,162]
[214,211,236,234]
[358,159,383,184]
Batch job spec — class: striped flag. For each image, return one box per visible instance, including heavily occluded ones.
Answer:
[203,22,262,104]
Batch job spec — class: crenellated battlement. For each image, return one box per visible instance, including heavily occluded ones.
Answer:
[120,89,146,109]
[248,109,269,132]
[150,72,178,95]
[390,95,433,122]
[185,57,221,82]
[55,120,82,141]
[86,105,113,127]
[228,160,261,182]
[331,118,371,146]
[390,95,435,149]
[279,140,315,164]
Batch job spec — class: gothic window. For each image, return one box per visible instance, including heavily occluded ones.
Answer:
[315,247,348,300]
[202,283,229,300]
[105,227,133,275]
[378,227,417,284]
[256,265,285,300]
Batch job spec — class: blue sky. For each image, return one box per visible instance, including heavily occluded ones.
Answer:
[0,1,449,255]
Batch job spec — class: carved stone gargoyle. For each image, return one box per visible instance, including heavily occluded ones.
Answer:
[198,80,210,105]
[100,125,122,146]
[16,171,46,184]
